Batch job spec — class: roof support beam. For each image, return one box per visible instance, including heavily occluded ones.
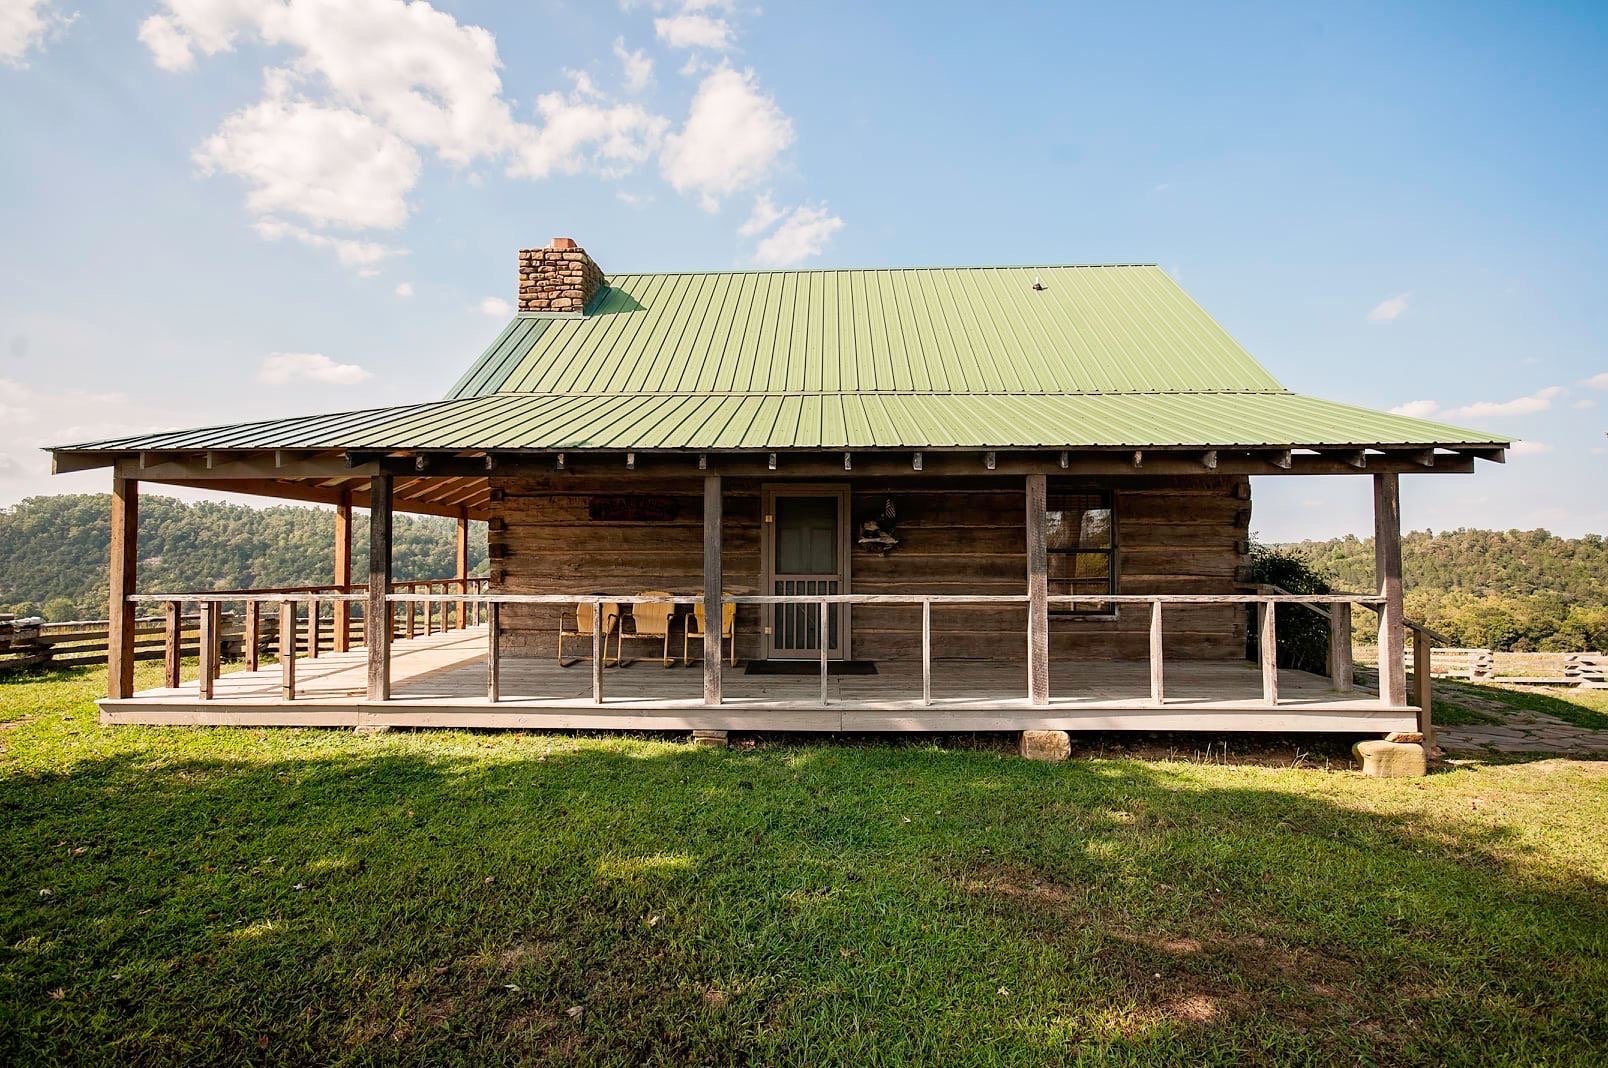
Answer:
[912,452,922,471]
[984,451,996,470]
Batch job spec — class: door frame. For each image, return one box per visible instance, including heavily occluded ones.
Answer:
[760,483,852,660]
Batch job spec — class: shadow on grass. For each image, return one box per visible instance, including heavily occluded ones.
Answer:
[3,717,1606,1066]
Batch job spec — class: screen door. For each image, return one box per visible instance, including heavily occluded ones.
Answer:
[763,486,850,659]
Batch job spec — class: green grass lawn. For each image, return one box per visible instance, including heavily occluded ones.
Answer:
[3,664,1607,1065]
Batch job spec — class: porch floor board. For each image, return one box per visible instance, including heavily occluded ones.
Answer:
[100,627,1418,734]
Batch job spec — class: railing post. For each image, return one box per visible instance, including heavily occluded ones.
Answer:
[279,600,296,700]
[1149,600,1164,704]
[405,584,416,640]
[487,601,500,702]
[592,598,604,704]
[1374,473,1407,705]
[1328,601,1353,692]
[1413,625,1435,752]
[1025,473,1050,705]
[703,474,724,706]
[208,602,223,681]
[107,475,138,700]
[163,599,182,689]
[197,602,216,701]
[455,508,470,630]
[367,474,393,702]
[244,600,260,672]
[307,597,320,659]
[820,600,830,705]
[334,488,353,652]
[921,599,932,706]
[1259,600,1278,705]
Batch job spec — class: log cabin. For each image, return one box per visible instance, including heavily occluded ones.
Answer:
[49,239,1508,749]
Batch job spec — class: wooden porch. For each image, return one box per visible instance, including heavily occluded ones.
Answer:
[99,624,1417,734]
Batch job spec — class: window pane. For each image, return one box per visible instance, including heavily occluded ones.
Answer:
[775,496,838,574]
[1080,508,1112,549]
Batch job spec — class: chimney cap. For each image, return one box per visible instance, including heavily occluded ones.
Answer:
[550,237,578,250]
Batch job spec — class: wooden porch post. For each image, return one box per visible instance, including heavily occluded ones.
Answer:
[367,476,393,700]
[703,474,723,705]
[1025,474,1050,705]
[1374,473,1407,706]
[455,506,470,630]
[108,475,138,699]
[333,488,353,652]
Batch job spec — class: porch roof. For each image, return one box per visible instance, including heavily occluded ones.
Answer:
[49,264,1507,459]
[51,389,1503,453]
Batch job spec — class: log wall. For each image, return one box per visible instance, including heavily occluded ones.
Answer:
[489,474,1251,661]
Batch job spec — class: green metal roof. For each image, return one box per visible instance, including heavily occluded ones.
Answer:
[54,265,1508,454]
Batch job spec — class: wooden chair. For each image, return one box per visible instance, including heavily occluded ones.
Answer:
[614,592,676,667]
[558,601,619,667]
[684,598,738,667]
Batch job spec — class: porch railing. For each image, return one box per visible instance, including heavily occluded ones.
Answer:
[127,577,486,695]
[120,588,1411,718]
[396,590,1388,710]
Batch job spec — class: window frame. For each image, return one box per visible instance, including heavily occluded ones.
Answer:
[1045,483,1118,618]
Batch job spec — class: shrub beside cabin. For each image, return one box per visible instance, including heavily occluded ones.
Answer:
[50,240,1507,745]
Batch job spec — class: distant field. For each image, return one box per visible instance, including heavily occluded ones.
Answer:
[2,663,1606,1064]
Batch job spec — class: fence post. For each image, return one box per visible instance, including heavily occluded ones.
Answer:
[1259,601,1278,705]
[163,600,182,689]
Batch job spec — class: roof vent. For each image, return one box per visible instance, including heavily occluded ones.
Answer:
[518,239,604,315]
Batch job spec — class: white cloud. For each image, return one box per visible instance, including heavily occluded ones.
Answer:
[1,0,74,67]
[394,282,414,298]
[737,192,785,237]
[1366,292,1411,323]
[140,0,670,267]
[1509,440,1552,456]
[751,203,844,267]
[661,65,794,210]
[257,352,371,385]
[511,84,668,180]
[615,190,654,207]
[479,296,511,317]
[253,218,405,276]
[1449,385,1563,419]
[613,36,653,92]
[1583,372,1608,390]
[1388,400,1442,419]
[655,13,733,50]
[1572,397,1597,409]
[194,71,421,231]
[0,377,173,501]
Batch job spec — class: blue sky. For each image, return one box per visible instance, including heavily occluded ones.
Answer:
[1,0,1604,540]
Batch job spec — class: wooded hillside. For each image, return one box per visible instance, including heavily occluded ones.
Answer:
[0,494,486,621]
[1283,529,1608,651]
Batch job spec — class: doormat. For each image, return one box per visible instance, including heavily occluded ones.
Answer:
[745,660,879,676]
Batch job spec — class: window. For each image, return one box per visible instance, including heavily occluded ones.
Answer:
[1046,485,1116,614]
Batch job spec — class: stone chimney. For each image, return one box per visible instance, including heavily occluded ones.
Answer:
[518,237,605,314]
